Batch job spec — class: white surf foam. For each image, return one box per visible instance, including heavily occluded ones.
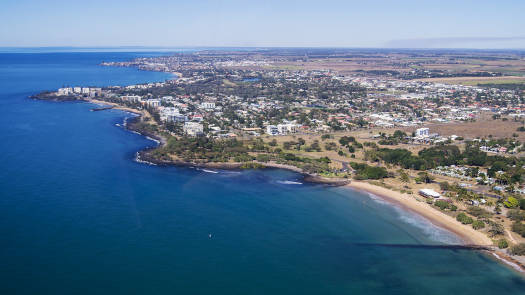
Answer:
[491,252,524,273]
[394,207,462,244]
[134,152,157,166]
[365,192,462,244]
[145,136,160,145]
[277,180,303,185]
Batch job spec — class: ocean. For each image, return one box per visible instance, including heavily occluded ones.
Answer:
[0,50,524,294]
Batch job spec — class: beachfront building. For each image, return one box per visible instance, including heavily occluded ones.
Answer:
[145,99,161,108]
[57,87,72,96]
[121,95,142,103]
[183,122,204,136]
[419,188,441,198]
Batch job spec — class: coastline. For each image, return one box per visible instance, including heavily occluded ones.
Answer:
[136,147,351,186]
[347,181,492,245]
[346,181,525,273]
[30,85,525,275]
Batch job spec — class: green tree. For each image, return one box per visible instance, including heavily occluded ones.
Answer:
[497,239,509,249]
[456,213,473,224]
[504,196,519,208]
[398,170,410,183]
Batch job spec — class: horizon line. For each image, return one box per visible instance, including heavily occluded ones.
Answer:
[1,45,525,51]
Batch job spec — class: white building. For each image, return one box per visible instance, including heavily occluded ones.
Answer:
[160,107,187,122]
[57,87,72,96]
[415,127,429,137]
[73,87,82,94]
[418,188,441,198]
[81,87,90,94]
[277,123,299,134]
[145,99,160,108]
[183,122,204,136]
[266,125,279,135]
[121,95,142,103]
[201,102,216,110]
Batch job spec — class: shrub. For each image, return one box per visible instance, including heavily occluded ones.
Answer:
[507,209,525,221]
[512,221,525,237]
[497,239,509,249]
[256,154,270,163]
[434,200,450,210]
[472,220,485,230]
[467,206,491,218]
[450,204,458,211]
[509,243,525,256]
[438,181,451,191]
[520,198,525,210]
[350,162,388,180]
[456,213,473,224]
[489,222,504,237]
[324,142,337,151]
[339,136,355,146]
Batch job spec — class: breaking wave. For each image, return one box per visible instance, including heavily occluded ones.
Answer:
[277,180,303,185]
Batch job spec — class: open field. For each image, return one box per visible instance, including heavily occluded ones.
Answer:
[415,76,525,85]
[404,115,525,141]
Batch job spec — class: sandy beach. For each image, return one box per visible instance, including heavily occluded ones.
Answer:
[87,98,143,115]
[346,181,493,246]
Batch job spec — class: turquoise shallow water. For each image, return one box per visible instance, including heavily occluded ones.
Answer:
[1,51,524,294]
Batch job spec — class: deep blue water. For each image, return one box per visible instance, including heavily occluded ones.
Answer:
[1,51,524,295]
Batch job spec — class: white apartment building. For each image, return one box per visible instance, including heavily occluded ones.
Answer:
[277,123,298,134]
[415,127,430,137]
[266,125,279,135]
[160,107,187,123]
[145,99,160,108]
[121,95,142,103]
[57,87,72,96]
[183,122,204,136]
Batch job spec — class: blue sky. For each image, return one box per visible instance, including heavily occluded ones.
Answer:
[1,0,524,48]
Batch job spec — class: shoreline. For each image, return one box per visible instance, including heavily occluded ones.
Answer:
[136,147,351,186]
[346,181,491,245]
[31,86,525,275]
[346,181,525,273]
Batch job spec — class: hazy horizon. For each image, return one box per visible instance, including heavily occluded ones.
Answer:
[2,0,525,49]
